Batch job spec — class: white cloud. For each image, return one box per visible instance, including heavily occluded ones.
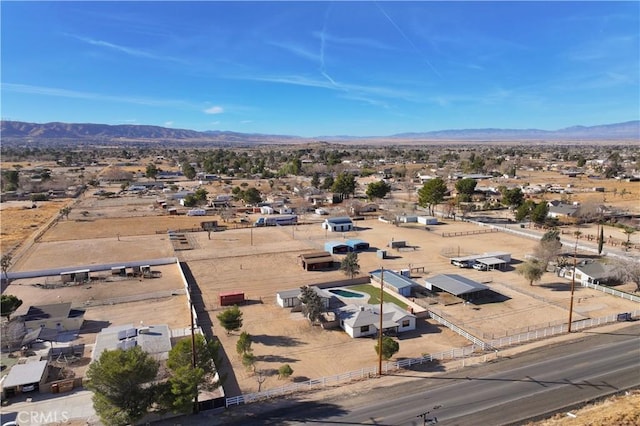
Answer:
[204,106,224,114]
[164,121,174,127]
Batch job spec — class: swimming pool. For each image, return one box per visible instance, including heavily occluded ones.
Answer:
[328,288,365,298]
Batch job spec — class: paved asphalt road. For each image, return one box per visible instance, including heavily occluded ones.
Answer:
[190,323,639,426]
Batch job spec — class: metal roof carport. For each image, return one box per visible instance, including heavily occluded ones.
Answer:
[424,274,490,301]
[2,360,48,390]
[476,257,508,270]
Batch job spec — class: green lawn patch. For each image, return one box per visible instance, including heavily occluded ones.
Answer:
[348,284,408,310]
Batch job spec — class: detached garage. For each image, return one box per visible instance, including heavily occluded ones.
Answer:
[325,241,351,254]
[299,251,334,271]
[346,239,370,252]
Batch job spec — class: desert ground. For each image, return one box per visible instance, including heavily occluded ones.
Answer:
[3,174,638,399]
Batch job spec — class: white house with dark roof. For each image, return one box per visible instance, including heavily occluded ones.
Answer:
[337,303,416,338]
[558,260,617,285]
[322,217,354,232]
[547,202,580,219]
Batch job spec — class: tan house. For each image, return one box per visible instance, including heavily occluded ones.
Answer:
[23,303,85,333]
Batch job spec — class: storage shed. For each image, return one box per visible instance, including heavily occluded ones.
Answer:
[324,241,351,254]
[299,251,334,271]
[276,287,332,309]
[369,269,417,297]
[417,216,439,225]
[322,217,354,232]
[346,239,370,252]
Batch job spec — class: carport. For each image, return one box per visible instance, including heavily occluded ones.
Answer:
[476,256,508,271]
[424,274,490,301]
[2,360,48,397]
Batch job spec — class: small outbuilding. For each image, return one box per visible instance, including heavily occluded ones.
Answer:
[337,303,416,338]
[417,216,439,225]
[346,239,370,252]
[276,287,333,309]
[369,269,417,297]
[324,241,351,254]
[299,251,335,271]
[322,217,354,232]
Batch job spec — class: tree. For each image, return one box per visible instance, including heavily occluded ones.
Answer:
[321,176,334,190]
[517,260,545,286]
[418,177,447,215]
[622,226,636,251]
[182,162,197,180]
[161,335,220,414]
[332,172,356,200]
[340,252,360,279]
[1,294,22,321]
[278,364,294,379]
[298,285,324,323]
[501,187,524,208]
[243,187,262,205]
[86,346,159,426]
[217,306,243,335]
[310,172,320,188]
[1,254,12,281]
[145,163,159,180]
[236,331,252,356]
[2,169,20,191]
[454,178,477,202]
[613,258,640,292]
[598,225,604,255]
[530,202,549,226]
[515,200,536,222]
[366,180,392,201]
[534,230,563,270]
[375,336,399,360]
[242,351,256,371]
[59,206,72,220]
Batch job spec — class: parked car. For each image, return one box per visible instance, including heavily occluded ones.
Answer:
[22,384,36,392]
[452,260,470,268]
[472,263,488,271]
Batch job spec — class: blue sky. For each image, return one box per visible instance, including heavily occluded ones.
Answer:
[2,1,638,137]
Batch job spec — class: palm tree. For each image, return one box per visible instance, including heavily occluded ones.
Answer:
[622,226,636,251]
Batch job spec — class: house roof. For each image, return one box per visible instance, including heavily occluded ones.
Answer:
[339,303,414,329]
[548,203,579,216]
[325,217,353,224]
[575,261,614,280]
[475,257,507,266]
[305,256,334,265]
[300,251,332,260]
[345,239,369,248]
[370,269,417,290]
[325,241,350,249]
[92,324,172,362]
[3,360,48,388]
[24,303,72,322]
[276,286,333,300]
[425,274,489,296]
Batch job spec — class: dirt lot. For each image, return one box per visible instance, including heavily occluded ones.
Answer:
[1,169,638,399]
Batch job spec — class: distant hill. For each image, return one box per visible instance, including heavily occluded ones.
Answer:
[391,121,640,140]
[1,120,638,144]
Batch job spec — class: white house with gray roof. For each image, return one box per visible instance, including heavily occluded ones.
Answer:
[337,303,416,338]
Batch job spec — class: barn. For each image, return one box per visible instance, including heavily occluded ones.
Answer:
[346,239,370,252]
[322,217,354,232]
[324,241,351,254]
[299,251,335,271]
[424,274,490,301]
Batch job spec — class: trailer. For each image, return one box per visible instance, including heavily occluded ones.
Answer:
[254,214,298,227]
[219,291,245,306]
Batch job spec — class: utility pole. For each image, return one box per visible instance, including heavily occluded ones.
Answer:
[567,232,581,333]
[189,284,199,413]
[378,267,384,376]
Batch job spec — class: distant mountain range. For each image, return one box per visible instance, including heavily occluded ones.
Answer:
[1,120,638,144]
